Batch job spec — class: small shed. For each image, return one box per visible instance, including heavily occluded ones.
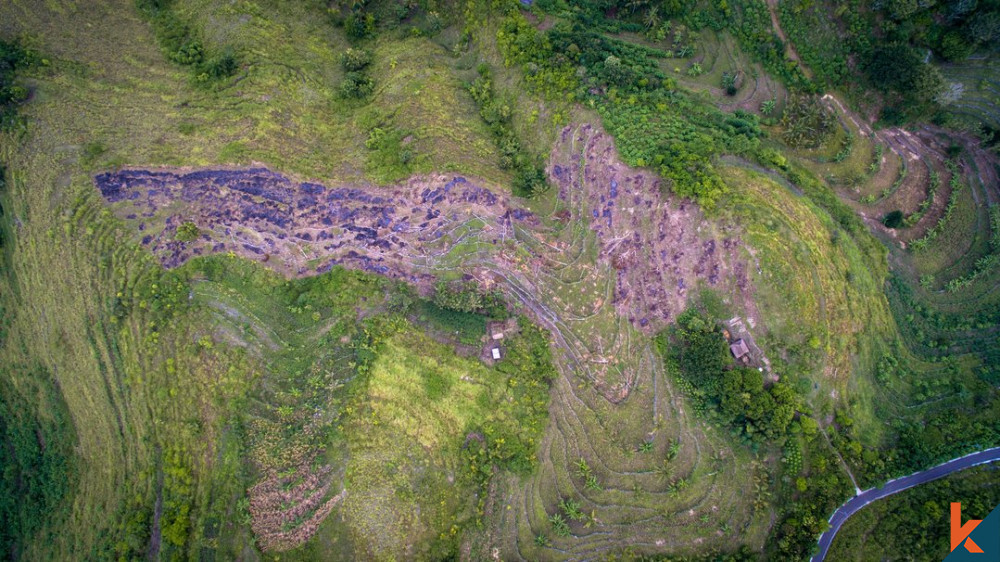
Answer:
[491,347,502,360]
[491,331,504,341]
[730,339,750,359]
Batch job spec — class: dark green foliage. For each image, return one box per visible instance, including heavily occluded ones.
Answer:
[939,30,976,60]
[827,465,1000,560]
[512,163,548,198]
[413,300,487,346]
[497,11,772,208]
[882,210,904,228]
[965,10,1000,44]
[340,48,372,71]
[203,48,238,80]
[0,367,76,558]
[134,0,239,82]
[0,39,33,131]
[866,44,943,121]
[781,95,835,149]
[661,310,797,443]
[770,436,854,560]
[175,221,200,242]
[721,71,738,96]
[464,319,556,480]
[337,48,374,99]
[80,141,107,168]
[466,63,549,198]
[776,0,850,87]
[340,71,374,98]
[726,0,811,90]
[433,280,484,313]
[344,11,376,40]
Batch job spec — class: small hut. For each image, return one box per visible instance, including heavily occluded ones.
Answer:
[730,339,750,360]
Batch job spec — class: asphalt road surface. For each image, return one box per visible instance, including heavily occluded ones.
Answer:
[812,447,1000,561]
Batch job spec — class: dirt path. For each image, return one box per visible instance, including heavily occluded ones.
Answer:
[765,0,813,80]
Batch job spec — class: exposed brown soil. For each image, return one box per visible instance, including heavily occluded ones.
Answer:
[248,461,345,551]
[95,122,749,403]
[547,124,745,335]
[95,167,538,295]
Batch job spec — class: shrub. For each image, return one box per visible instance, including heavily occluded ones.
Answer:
[203,48,238,79]
[512,164,548,199]
[340,71,374,98]
[781,95,835,149]
[722,70,739,95]
[344,12,376,40]
[175,222,200,242]
[882,210,904,228]
[340,48,372,71]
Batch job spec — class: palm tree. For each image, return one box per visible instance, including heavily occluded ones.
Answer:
[644,6,661,31]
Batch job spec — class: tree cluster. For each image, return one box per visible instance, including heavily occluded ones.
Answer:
[466,63,548,198]
[0,39,32,131]
[135,0,239,84]
[666,310,797,444]
[339,47,374,99]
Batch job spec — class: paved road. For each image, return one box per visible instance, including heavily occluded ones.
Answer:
[812,447,1000,561]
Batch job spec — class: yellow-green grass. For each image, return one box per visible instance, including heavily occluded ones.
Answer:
[0,0,505,556]
[337,330,493,560]
[477,348,771,560]
[3,0,503,186]
[718,164,897,443]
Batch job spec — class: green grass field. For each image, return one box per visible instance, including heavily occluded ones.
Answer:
[2,0,1000,560]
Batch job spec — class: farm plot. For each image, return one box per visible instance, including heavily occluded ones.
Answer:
[939,55,1000,130]
[778,95,882,191]
[856,128,954,243]
[474,350,769,561]
[652,30,788,116]
[96,120,768,556]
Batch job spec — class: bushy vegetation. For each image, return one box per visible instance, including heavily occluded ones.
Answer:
[135,0,240,83]
[339,47,374,98]
[660,310,796,444]
[0,369,76,558]
[463,319,557,484]
[828,464,1000,560]
[0,39,33,131]
[3,0,999,559]
[495,10,766,208]
[781,95,835,149]
[466,63,548,197]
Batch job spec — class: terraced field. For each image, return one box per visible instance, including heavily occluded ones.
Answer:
[940,55,1000,130]
[653,30,789,116]
[93,120,777,557]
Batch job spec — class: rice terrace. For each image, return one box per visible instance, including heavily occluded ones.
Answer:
[1,0,999,561]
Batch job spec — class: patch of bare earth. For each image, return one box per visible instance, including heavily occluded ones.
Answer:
[248,461,345,551]
[548,124,745,336]
[95,122,753,404]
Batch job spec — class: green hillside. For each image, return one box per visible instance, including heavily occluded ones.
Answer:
[1,0,998,560]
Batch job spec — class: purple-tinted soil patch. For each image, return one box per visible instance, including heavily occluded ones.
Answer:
[95,168,535,287]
